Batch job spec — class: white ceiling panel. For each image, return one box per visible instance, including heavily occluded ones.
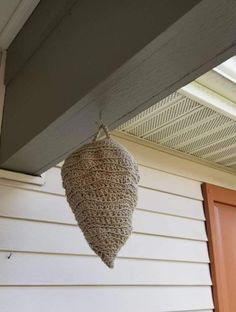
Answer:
[118,91,236,173]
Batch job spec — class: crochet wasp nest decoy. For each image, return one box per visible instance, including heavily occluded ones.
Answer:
[61,124,140,268]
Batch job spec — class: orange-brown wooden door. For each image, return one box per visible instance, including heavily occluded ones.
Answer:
[202,183,236,312]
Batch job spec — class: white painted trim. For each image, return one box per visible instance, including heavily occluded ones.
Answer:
[214,55,236,84]
[180,81,236,121]
[112,131,236,191]
[0,0,40,49]
[196,70,236,104]
[113,130,236,175]
[0,169,45,186]
[0,50,6,134]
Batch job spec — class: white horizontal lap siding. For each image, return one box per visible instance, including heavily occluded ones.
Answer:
[0,183,205,221]
[0,251,211,285]
[0,218,209,263]
[0,286,213,312]
[0,138,215,311]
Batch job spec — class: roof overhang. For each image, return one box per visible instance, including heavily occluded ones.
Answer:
[1,0,236,175]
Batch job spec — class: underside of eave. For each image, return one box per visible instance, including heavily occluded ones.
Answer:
[117,86,236,175]
[1,1,236,175]
[113,130,236,176]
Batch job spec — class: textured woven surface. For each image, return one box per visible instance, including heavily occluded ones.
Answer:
[61,130,140,268]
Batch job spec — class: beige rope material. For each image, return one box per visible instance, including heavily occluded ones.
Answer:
[92,123,110,142]
[61,125,140,268]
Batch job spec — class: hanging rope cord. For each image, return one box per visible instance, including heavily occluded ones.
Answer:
[93,123,110,142]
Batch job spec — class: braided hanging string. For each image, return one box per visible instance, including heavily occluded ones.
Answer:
[61,123,140,268]
[92,123,110,142]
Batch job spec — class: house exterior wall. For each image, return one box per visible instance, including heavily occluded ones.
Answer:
[1,134,235,311]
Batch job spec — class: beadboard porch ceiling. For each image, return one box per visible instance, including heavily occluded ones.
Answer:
[117,57,236,174]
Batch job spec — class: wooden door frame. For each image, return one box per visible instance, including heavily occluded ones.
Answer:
[202,183,236,312]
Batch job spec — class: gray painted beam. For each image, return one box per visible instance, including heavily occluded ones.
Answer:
[5,0,78,84]
[1,0,236,175]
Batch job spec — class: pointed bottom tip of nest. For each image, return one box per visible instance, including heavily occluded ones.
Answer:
[105,261,114,269]
[102,258,115,269]
[107,263,114,269]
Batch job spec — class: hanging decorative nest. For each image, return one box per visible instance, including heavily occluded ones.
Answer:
[61,124,140,268]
